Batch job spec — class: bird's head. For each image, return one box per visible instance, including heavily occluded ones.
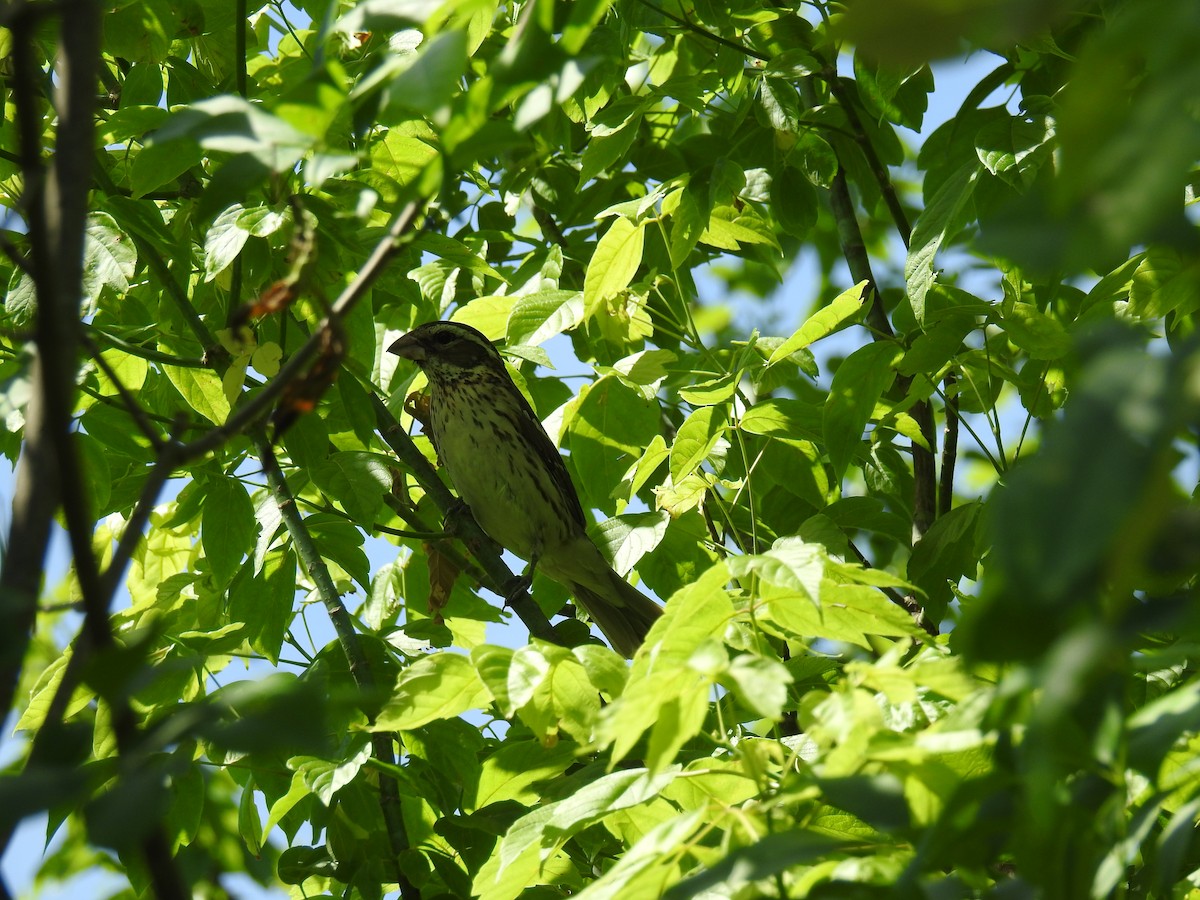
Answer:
[388,321,506,384]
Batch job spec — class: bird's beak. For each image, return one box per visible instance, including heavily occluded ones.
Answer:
[388,333,425,362]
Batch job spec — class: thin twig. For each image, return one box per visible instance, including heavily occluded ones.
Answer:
[825,161,937,627]
[848,540,937,637]
[828,168,893,338]
[88,325,210,367]
[634,0,768,61]
[81,333,165,448]
[0,230,32,275]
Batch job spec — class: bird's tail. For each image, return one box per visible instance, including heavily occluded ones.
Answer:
[570,570,662,659]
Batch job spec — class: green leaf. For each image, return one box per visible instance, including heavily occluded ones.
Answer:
[823,341,903,481]
[770,164,818,238]
[975,115,1055,187]
[1129,680,1200,774]
[561,0,616,54]
[1002,303,1071,359]
[664,832,849,900]
[507,289,584,345]
[495,767,680,873]
[853,57,933,131]
[163,365,232,425]
[699,205,780,252]
[905,162,979,326]
[1128,246,1200,320]
[310,451,392,525]
[759,77,802,133]
[373,653,491,731]
[665,186,707,269]
[201,475,258,585]
[568,377,659,513]
[729,536,825,605]
[83,213,138,305]
[768,281,869,364]
[593,348,674,401]
[130,139,204,198]
[103,0,173,62]
[203,204,251,280]
[473,740,577,810]
[379,30,469,119]
[579,122,640,186]
[669,405,727,482]
[334,0,448,33]
[738,398,824,442]
[723,654,793,719]
[304,513,372,590]
[600,564,734,766]
[590,511,670,576]
[766,48,821,79]
[908,501,980,624]
[584,217,646,311]
[818,773,911,830]
[229,551,296,664]
[763,581,922,648]
[75,432,112,517]
[678,370,740,406]
[152,94,313,168]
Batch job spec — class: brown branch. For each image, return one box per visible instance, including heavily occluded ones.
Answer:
[633,0,768,61]
[0,230,32,275]
[87,325,210,368]
[829,168,893,339]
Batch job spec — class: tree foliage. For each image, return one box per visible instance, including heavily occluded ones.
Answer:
[2,0,1199,897]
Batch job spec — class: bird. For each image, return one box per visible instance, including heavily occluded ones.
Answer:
[388,320,662,657]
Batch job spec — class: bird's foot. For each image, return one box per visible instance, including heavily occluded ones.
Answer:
[502,554,539,607]
[441,498,475,538]
[503,571,533,606]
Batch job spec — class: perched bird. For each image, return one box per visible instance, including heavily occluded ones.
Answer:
[388,321,662,657]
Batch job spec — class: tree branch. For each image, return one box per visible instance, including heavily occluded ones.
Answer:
[0,0,61,734]
[939,373,959,517]
[257,438,418,899]
[633,0,768,61]
[88,324,210,368]
[826,164,938,628]
[0,3,190,894]
[824,73,913,247]
[81,333,165,449]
